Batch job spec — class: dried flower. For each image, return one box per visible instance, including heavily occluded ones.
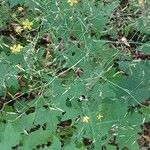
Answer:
[15,26,22,33]
[18,7,24,12]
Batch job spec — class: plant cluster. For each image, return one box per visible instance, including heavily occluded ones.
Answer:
[0,0,150,150]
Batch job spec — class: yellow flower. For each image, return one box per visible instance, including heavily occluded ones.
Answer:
[67,0,78,6]
[82,116,90,123]
[18,7,24,12]
[22,19,33,30]
[97,114,103,120]
[15,26,22,33]
[139,0,144,8]
[10,44,23,54]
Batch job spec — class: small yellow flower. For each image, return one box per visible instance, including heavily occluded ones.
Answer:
[22,19,33,30]
[18,7,24,12]
[139,0,144,8]
[97,114,103,120]
[82,116,90,123]
[67,0,78,6]
[15,26,22,33]
[10,44,23,54]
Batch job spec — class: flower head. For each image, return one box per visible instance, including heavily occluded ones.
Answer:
[10,44,23,54]
[139,0,144,8]
[22,19,33,30]
[67,0,78,6]
[82,116,90,123]
[15,26,22,33]
[18,7,24,12]
[97,114,103,120]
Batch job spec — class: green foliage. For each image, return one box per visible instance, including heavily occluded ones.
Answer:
[0,0,149,149]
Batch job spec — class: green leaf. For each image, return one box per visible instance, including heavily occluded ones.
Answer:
[117,112,142,149]
[13,113,35,132]
[34,107,61,132]
[136,42,150,54]
[22,129,52,150]
[0,122,21,150]
[8,0,25,7]
[6,76,20,94]
[50,136,61,150]
[61,107,81,122]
